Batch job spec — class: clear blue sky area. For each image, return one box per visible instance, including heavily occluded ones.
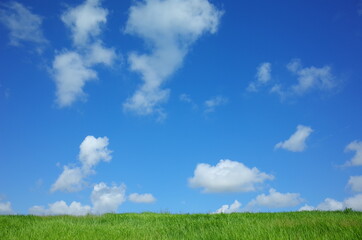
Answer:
[1,0,362,215]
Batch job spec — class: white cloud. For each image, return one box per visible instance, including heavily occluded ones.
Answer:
[61,0,107,47]
[129,193,156,203]
[344,140,362,166]
[287,59,336,96]
[348,176,362,192]
[29,201,91,216]
[91,182,126,214]
[247,62,272,92]
[188,159,274,193]
[124,0,223,117]
[52,51,97,107]
[204,96,228,113]
[0,1,47,47]
[51,166,84,193]
[247,188,303,209]
[215,200,241,214]
[316,198,344,211]
[53,0,115,107]
[298,204,315,211]
[275,125,313,152]
[344,194,362,211]
[0,201,14,215]
[51,136,112,193]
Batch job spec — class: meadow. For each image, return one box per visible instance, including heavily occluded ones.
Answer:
[1,211,362,240]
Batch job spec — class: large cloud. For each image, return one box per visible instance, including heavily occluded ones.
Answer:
[275,125,313,152]
[348,176,362,192]
[51,136,112,192]
[0,201,14,215]
[214,200,241,214]
[53,0,115,107]
[91,182,126,214]
[123,0,223,117]
[188,159,274,193]
[29,201,91,216]
[246,188,303,210]
[0,1,47,48]
[344,140,362,166]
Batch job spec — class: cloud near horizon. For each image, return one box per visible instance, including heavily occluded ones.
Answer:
[188,159,274,193]
[215,200,241,214]
[0,201,14,215]
[123,0,223,117]
[275,125,313,152]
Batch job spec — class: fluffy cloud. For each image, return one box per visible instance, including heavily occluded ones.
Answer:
[247,188,303,209]
[215,200,241,214]
[91,182,126,214]
[299,195,362,212]
[275,125,313,152]
[51,136,112,192]
[124,0,223,117]
[188,159,274,193]
[0,201,14,215]
[53,0,115,107]
[316,198,344,211]
[0,1,47,47]
[61,0,107,47]
[348,176,362,192]
[344,140,362,166]
[247,62,272,92]
[298,204,315,211]
[129,193,156,203]
[204,96,228,113]
[29,201,91,216]
[344,194,362,211]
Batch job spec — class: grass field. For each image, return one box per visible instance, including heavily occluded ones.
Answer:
[1,211,362,240]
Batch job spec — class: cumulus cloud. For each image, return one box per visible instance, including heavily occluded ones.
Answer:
[215,200,241,214]
[316,198,344,211]
[0,1,47,48]
[344,194,362,211]
[0,201,14,215]
[29,201,91,216]
[204,96,228,113]
[123,0,223,117]
[247,62,272,92]
[298,204,315,211]
[344,140,362,166]
[348,176,362,192]
[91,182,126,214]
[246,188,303,210]
[51,136,112,193]
[188,159,274,193]
[275,125,313,152]
[53,0,116,107]
[129,193,156,203]
[299,195,362,212]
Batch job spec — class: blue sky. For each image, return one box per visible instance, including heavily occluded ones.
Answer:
[1,0,362,215]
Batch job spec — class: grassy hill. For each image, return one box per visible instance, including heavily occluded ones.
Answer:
[1,211,362,239]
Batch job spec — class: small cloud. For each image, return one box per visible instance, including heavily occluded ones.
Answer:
[0,201,14,215]
[246,188,303,210]
[347,176,362,192]
[91,182,126,214]
[0,1,48,49]
[344,140,362,166]
[247,62,272,92]
[204,95,228,113]
[214,200,241,214]
[129,193,156,203]
[275,125,313,152]
[51,136,112,193]
[298,204,315,211]
[188,159,274,193]
[123,0,223,118]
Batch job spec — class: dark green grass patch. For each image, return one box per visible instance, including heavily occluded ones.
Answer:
[1,211,362,239]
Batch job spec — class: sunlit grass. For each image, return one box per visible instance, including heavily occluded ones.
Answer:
[1,211,362,239]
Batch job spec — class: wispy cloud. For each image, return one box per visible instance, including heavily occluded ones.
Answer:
[51,136,112,192]
[247,62,272,92]
[348,176,362,192]
[0,1,48,50]
[123,0,223,118]
[275,125,313,152]
[188,159,274,193]
[52,0,116,107]
[204,95,228,113]
[344,140,362,166]
[129,193,156,203]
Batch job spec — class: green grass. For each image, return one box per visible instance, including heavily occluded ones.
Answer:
[1,211,362,240]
